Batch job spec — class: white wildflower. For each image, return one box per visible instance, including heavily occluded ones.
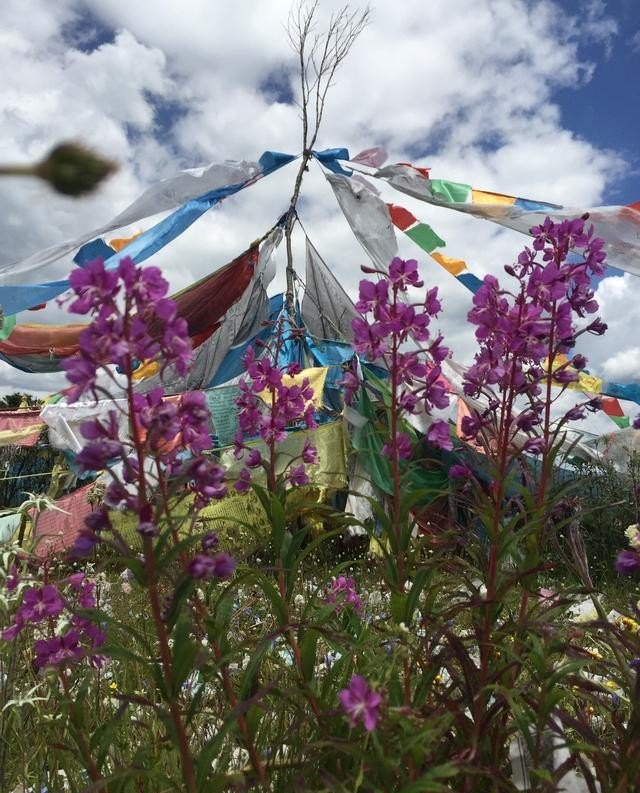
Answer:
[625,524,640,548]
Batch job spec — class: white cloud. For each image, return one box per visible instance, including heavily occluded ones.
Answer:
[591,273,640,382]
[0,0,632,430]
[601,347,640,382]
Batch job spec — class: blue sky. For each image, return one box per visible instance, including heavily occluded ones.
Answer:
[555,0,640,204]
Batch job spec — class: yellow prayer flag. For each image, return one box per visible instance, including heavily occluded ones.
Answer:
[471,189,516,206]
[257,366,328,410]
[430,251,468,277]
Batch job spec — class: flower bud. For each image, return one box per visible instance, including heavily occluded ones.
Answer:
[35,142,117,196]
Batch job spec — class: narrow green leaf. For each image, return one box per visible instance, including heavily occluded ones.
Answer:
[300,629,320,683]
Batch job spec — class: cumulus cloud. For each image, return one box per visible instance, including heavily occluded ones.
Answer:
[0,0,631,426]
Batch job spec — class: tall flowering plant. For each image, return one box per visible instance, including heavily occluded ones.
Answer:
[347,257,451,588]
[456,218,608,642]
[447,218,619,783]
[15,257,236,792]
[234,335,318,493]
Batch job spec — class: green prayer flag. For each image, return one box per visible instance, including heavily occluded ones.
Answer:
[0,313,16,341]
[430,178,472,204]
[611,415,630,429]
[406,223,446,253]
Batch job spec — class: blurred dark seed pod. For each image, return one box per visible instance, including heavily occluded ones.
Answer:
[35,142,117,196]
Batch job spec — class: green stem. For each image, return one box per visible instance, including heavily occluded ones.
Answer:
[211,639,270,786]
[59,672,103,785]
[0,165,36,178]
[124,347,198,793]
[389,286,404,590]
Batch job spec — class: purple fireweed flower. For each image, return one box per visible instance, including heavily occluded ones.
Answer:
[188,458,228,505]
[68,257,121,314]
[133,388,178,437]
[246,355,283,392]
[202,533,219,552]
[389,257,423,289]
[137,520,159,538]
[424,378,449,411]
[339,675,382,731]
[70,529,101,559]
[516,411,541,432]
[6,564,19,592]
[33,628,96,670]
[246,448,263,468]
[523,437,546,456]
[75,439,125,472]
[301,439,319,465]
[585,398,602,413]
[339,363,360,405]
[352,317,387,359]
[398,391,418,413]
[235,347,318,459]
[565,405,586,422]
[34,633,81,669]
[424,286,442,316]
[572,354,587,370]
[382,432,413,460]
[350,258,450,466]
[188,552,236,580]
[355,279,389,314]
[427,420,452,451]
[460,412,485,440]
[303,404,318,430]
[396,351,427,382]
[80,410,121,443]
[428,333,449,362]
[234,467,252,493]
[104,479,138,511]
[553,368,579,384]
[587,318,607,336]
[326,576,363,613]
[19,585,65,624]
[449,463,472,478]
[1,619,24,641]
[288,465,310,487]
[62,355,99,402]
[66,574,97,609]
[72,615,106,650]
[615,550,640,576]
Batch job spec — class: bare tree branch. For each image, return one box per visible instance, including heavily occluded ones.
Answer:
[283,1,370,313]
